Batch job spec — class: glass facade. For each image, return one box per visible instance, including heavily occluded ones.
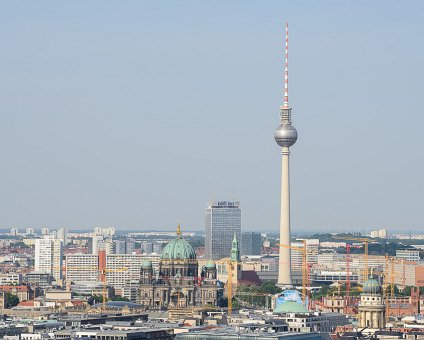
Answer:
[205,201,241,260]
[241,232,262,256]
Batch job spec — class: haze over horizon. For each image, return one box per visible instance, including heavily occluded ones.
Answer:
[1,1,423,232]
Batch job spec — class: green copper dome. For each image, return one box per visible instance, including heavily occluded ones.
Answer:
[160,225,196,260]
[363,276,382,294]
[205,260,216,269]
[274,301,309,314]
[142,259,152,268]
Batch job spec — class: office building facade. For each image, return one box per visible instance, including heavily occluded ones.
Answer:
[65,254,99,283]
[205,201,241,260]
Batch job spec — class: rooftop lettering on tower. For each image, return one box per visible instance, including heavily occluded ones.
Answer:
[216,201,240,208]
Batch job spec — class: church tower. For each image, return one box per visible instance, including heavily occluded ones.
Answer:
[358,275,386,329]
[231,233,241,262]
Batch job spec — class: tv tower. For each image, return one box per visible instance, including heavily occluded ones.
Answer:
[275,22,298,287]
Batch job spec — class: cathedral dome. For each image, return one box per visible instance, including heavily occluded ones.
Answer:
[362,276,382,294]
[160,225,196,260]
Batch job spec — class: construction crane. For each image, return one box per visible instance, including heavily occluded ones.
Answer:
[344,244,352,314]
[98,250,128,313]
[99,267,128,313]
[385,256,407,297]
[226,259,234,315]
[345,244,351,299]
[333,236,370,278]
[277,241,308,304]
[382,255,411,322]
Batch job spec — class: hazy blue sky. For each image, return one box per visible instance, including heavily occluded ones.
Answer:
[0,1,423,232]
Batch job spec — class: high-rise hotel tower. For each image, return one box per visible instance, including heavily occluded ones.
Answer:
[205,200,241,260]
[274,23,298,286]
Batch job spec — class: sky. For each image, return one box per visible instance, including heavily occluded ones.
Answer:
[0,1,423,233]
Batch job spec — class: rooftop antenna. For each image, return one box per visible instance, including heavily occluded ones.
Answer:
[282,22,289,110]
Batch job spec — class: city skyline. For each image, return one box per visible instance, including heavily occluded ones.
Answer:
[1,1,423,231]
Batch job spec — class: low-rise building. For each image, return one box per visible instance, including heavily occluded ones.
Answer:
[0,273,22,285]
[0,285,34,302]
[275,312,348,332]
[25,271,52,291]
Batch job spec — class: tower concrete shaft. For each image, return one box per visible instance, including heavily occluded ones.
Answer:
[274,23,297,287]
[277,146,292,286]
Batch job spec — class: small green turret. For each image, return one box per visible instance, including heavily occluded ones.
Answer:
[231,233,240,262]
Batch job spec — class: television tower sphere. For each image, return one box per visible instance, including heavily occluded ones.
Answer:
[274,123,297,147]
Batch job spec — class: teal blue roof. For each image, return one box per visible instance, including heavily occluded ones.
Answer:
[161,237,196,260]
[205,260,216,269]
[274,301,309,314]
[142,259,152,268]
[363,276,382,294]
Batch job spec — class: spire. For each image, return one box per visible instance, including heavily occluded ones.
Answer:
[282,22,289,110]
[176,224,182,238]
[231,233,240,262]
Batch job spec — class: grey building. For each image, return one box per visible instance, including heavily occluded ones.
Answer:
[126,239,136,254]
[25,271,52,290]
[242,232,262,255]
[205,201,241,260]
[114,240,127,254]
[141,241,154,254]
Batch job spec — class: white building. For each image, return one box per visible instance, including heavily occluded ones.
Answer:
[0,273,22,285]
[106,254,160,288]
[66,254,99,283]
[41,227,49,235]
[291,239,319,271]
[92,235,114,255]
[93,226,116,237]
[97,240,114,255]
[10,228,18,236]
[275,312,348,333]
[396,249,420,262]
[370,228,388,239]
[65,253,161,289]
[56,228,68,245]
[25,228,35,236]
[34,238,63,281]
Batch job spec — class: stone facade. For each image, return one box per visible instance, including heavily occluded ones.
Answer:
[358,276,385,329]
[138,226,218,308]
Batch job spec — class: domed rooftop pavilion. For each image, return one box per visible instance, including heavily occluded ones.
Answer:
[160,224,196,260]
[205,260,216,269]
[362,275,382,294]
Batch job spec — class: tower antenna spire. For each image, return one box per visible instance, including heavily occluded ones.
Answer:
[283,22,289,109]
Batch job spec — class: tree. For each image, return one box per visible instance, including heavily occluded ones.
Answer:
[260,282,282,295]
[5,293,19,308]
[111,296,130,302]
[91,294,104,304]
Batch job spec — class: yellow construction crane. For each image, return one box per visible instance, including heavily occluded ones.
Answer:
[333,236,370,278]
[226,259,234,315]
[100,267,128,313]
[277,241,308,304]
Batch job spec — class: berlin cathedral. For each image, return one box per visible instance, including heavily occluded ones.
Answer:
[138,225,219,308]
